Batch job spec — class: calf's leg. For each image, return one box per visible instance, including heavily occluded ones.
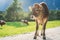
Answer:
[34,20,39,39]
[42,23,46,39]
[41,18,48,39]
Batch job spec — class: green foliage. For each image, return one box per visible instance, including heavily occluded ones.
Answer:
[0,11,6,20]
[0,10,60,21]
[0,20,60,37]
[5,0,23,21]
[49,10,60,20]
[56,10,60,20]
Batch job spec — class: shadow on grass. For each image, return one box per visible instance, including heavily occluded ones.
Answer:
[6,22,28,28]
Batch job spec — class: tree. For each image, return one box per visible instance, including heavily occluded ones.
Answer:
[5,0,23,21]
[0,11,6,20]
[56,10,60,20]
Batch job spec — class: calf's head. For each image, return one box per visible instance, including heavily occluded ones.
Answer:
[29,3,42,20]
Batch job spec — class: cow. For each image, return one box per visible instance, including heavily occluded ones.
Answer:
[29,2,49,39]
[21,19,29,25]
[0,20,6,27]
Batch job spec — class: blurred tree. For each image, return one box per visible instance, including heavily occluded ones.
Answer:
[0,11,6,20]
[5,0,23,21]
[49,10,56,20]
[48,10,60,21]
[56,10,60,20]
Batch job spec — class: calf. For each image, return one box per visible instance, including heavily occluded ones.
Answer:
[30,2,49,39]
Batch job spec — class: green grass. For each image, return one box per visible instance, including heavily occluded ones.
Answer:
[0,20,60,37]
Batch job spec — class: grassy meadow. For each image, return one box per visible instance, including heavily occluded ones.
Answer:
[0,20,60,37]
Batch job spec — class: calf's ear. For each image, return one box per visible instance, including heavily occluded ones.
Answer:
[29,6,32,11]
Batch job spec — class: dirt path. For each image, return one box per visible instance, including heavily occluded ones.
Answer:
[0,27,60,40]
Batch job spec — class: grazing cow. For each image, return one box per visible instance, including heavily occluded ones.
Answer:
[30,2,49,39]
[21,19,29,25]
[0,20,5,27]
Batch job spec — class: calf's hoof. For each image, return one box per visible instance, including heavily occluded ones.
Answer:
[34,36,37,39]
[43,36,46,39]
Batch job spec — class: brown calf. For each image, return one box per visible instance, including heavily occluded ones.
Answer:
[30,2,49,39]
